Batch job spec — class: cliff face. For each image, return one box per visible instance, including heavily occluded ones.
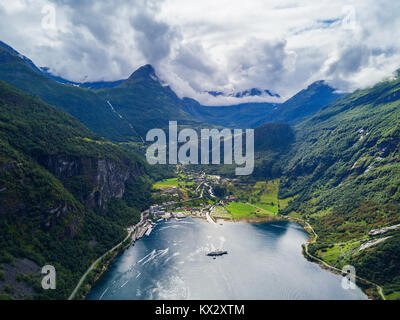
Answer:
[40,155,143,210]
[0,73,152,300]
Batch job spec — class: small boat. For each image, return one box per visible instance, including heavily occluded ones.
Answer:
[145,226,153,236]
[206,250,228,258]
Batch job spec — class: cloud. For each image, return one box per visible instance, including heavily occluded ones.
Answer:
[130,1,180,66]
[227,38,297,93]
[0,0,399,104]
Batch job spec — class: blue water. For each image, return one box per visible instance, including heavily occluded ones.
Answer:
[86,219,367,300]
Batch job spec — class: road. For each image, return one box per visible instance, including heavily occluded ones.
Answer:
[206,206,217,225]
[68,211,146,300]
[293,217,386,300]
[204,183,215,198]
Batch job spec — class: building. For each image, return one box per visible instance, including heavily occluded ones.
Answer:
[225,195,238,201]
[150,204,161,213]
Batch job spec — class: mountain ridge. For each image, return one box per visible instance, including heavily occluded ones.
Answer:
[0,40,343,136]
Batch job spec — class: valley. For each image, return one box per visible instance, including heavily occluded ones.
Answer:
[0,39,399,301]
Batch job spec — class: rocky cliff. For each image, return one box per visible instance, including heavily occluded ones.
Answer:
[39,155,143,210]
[0,81,152,299]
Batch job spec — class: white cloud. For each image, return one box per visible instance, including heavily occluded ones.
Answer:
[0,0,399,104]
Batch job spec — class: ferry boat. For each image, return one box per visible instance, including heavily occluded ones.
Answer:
[206,250,228,258]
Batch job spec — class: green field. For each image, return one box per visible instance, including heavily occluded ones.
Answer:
[222,178,298,220]
[153,178,179,189]
[252,180,283,213]
[316,239,364,267]
[225,202,274,219]
[153,177,196,190]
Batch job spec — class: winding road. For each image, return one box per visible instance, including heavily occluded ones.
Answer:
[294,218,386,300]
[68,211,146,300]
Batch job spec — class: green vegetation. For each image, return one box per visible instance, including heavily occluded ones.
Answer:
[0,46,136,141]
[225,202,275,220]
[279,74,400,298]
[223,179,288,219]
[0,46,209,143]
[1,39,400,300]
[97,65,210,139]
[251,180,280,213]
[153,178,179,189]
[0,81,153,299]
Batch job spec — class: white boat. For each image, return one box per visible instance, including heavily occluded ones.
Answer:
[145,226,153,236]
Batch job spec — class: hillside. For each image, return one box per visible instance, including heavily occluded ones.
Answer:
[0,40,339,142]
[97,65,208,138]
[0,42,207,143]
[182,81,341,128]
[0,81,154,299]
[279,75,400,298]
[181,98,278,128]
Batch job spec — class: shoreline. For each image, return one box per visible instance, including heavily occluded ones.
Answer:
[69,211,152,300]
[193,213,382,300]
[285,216,384,300]
[73,210,382,301]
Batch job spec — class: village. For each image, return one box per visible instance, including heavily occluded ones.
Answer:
[125,170,240,242]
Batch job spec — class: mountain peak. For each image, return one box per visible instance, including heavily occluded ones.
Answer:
[128,64,157,81]
[120,64,173,90]
[306,80,330,89]
[118,64,162,88]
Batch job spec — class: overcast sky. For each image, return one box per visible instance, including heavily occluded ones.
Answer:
[0,0,399,105]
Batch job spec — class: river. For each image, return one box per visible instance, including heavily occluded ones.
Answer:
[86,218,367,300]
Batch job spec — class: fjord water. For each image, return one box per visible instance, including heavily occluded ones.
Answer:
[87,219,367,300]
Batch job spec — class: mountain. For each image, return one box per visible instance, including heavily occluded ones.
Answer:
[268,80,343,123]
[0,40,341,140]
[0,41,42,74]
[181,97,278,128]
[183,81,341,128]
[0,41,209,142]
[279,75,400,298]
[0,80,156,299]
[0,41,126,90]
[97,64,209,138]
[0,43,136,141]
[207,88,280,98]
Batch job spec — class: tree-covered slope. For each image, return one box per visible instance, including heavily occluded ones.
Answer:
[0,42,211,142]
[98,64,208,138]
[279,75,400,298]
[0,45,139,142]
[271,80,342,124]
[0,81,153,299]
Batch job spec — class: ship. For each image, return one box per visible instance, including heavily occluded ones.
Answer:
[206,250,228,258]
